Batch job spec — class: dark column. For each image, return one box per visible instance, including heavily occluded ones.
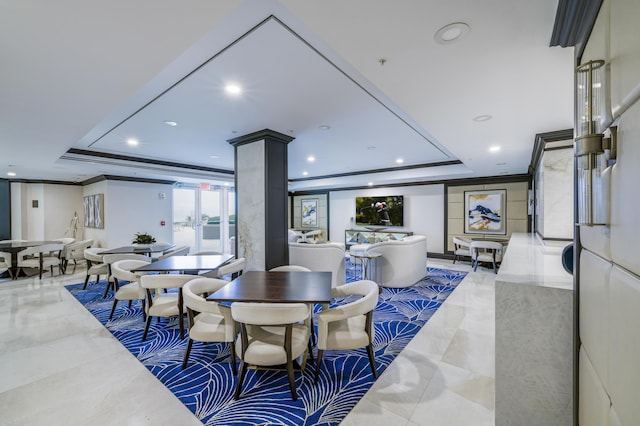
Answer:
[228,129,294,271]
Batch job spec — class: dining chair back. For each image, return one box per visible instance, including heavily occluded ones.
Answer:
[231,302,312,401]
[269,265,312,272]
[469,240,504,273]
[17,243,65,279]
[181,277,236,372]
[314,280,379,384]
[109,259,152,320]
[139,274,200,341]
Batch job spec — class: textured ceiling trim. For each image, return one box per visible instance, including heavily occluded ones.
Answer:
[550,0,603,58]
[528,128,574,173]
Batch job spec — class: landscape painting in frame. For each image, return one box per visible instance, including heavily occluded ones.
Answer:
[301,199,318,228]
[465,189,506,234]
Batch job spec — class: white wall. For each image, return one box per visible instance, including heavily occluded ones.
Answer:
[43,184,84,240]
[578,0,640,425]
[541,148,573,239]
[329,184,445,253]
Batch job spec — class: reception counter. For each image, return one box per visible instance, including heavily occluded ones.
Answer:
[495,233,574,426]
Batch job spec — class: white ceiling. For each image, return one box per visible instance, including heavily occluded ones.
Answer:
[0,0,574,191]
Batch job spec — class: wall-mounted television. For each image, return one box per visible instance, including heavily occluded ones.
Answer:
[355,196,404,228]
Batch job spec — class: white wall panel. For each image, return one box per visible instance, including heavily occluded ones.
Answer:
[579,250,612,388]
[579,348,611,426]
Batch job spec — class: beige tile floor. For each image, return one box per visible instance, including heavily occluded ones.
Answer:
[0,258,495,425]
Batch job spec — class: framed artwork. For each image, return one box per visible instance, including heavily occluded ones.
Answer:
[464,189,506,234]
[301,199,318,228]
[83,194,104,229]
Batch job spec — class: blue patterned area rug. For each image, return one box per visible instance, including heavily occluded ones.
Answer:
[65,262,466,425]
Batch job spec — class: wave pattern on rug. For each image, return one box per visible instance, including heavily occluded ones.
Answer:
[66,262,466,426]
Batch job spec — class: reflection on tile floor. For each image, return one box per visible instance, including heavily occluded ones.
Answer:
[0,258,495,425]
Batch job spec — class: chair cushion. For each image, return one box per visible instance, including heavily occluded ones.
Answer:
[147,293,180,316]
[115,282,143,300]
[237,324,310,366]
[189,313,228,342]
[325,315,370,349]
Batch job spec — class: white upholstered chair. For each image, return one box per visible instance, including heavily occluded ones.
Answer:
[103,253,151,298]
[269,265,312,272]
[17,243,64,279]
[181,277,237,372]
[60,239,93,273]
[109,259,152,320]
[140,274,200,341]
[364,235,427,288]
[469,240,504,273]
[0,251,12,279]
[231,302,312,400]
[314,280,379,384]
[83,248,109,290]
[288,242,346,288]
[452,236,472,264]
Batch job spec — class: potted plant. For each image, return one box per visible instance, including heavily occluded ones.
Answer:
[132,232,156,247]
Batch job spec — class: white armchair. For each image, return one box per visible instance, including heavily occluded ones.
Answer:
[288,242,346,288]
[452,236,472,264]
[314,280,379,384]
[365,235,427,288]
[470,240,503,273]
[0,251,12,279]
[17,243,64,279]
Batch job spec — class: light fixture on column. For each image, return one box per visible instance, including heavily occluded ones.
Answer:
[575,59,614,226]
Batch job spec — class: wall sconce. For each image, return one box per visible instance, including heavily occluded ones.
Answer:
[575,60,614,226]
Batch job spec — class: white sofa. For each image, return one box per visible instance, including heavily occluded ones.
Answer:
[288,241,346,288]
[365,235,427,288]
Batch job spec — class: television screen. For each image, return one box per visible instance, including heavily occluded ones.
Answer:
[355,196,404,227]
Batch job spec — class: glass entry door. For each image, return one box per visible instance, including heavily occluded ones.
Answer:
[173,185,235,254]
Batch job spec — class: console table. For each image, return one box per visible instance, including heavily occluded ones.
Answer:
[345,229,412,249]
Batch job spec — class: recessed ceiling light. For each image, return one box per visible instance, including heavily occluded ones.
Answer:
[7,171,16,177]
[127,138,139,146]
[496,162,507,166]
[318,125,331,130]
[225,84,242,96]
[307,155,315,163]
[368,182,374,186]
[210,155,219,159]
[473,114,493,122]
[396,158,404,164]
[434,22,470,45]
[367,146,376,150]
[489,146,501,153]
[164,120,178,127]
[302,171,309,176]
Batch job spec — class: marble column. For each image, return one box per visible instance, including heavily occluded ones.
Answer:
[228,129,294,271]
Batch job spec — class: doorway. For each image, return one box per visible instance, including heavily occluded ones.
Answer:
[172,185,235,254]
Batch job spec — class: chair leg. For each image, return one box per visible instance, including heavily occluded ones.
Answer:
[286,358,297,401]
[314,349,324,384]
[307,340,314,363]
[229,341,237,375]
[473,259,479,271]
[366,343,378,379]
[109,299,118,319]
[142,315,152,341]
[234,361,248,400]
[181,339,193,370]
[141,299,146,322]
[83,274,90,289]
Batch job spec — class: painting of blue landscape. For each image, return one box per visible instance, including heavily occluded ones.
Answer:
[465,189,506,234]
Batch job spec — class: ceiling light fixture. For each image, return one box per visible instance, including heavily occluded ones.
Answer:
[302,171,308,176]
[225,84,242,96]
[7,171,16,177]
[434,22,470,45]
[318,125,331,130]
[396,158,404,164]
[368,182,374,186]
[473,114,493,122]
[489,146,501,153]
[164,120,178,127]
[210,155,219,159]
[307,155,315,163]
[127,138,139,146]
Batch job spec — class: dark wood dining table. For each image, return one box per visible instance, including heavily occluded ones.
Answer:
[206,271,332,304]
[132,254,234,274]
[99,244,175,256]
[0,240,59,279]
